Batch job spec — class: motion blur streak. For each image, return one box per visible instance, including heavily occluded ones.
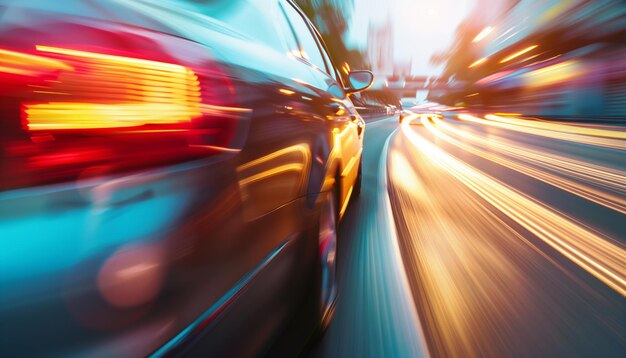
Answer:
[25,45,201,130]
[499,45,538,63]
[401,115,626,297]
[236,144,311,220]
[237,144,310,190]
[0,47,72,75]
[467,57,487,69]
[458,114,626,151]
[484,114,626,140]
[428,116,626,215]
[317,120,428,358]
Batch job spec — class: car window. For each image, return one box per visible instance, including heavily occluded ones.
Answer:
[193,0,286,51]
[315,33,345,86]
[280,1,329,74]
[141,0,287,52]
[272,2,300,54]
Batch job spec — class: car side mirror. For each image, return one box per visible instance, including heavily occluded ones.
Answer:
[346,70,374,94]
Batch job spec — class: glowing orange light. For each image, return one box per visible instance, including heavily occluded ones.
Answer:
[0,47,72,76]
[468,57,488,68]
[402,115,626,297]
[472,26,493,43]
[459,114,626,151]
[430,116,626,215]
[523,60,582,87]
[343,62,351,75]
[35,45,184,72]
[500,45,538,63]
[279,88,295,95]
[23,45,201,130]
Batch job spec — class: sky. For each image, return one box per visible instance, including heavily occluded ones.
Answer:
[347,0,474,76]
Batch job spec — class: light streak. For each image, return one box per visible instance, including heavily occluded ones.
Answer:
[343,62,351,75]
[36,46,184,72]
[236,144,311,220]
[24,45,201,130]
[523,60,582,87]
[459,114,626,151]
[237,163,305,187]
[236,144,310,189]
[468,57,488,68]
[428,116,626,214]
[500,45,538,63]
[237,144,310,172]
[472,26,494,43]
[25,103,197,129]
[400,115,626,297]
[0,47,72,75]
[485,114,626,140]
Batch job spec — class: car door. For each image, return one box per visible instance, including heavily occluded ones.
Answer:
[281,0,363,215]
[0,1,326,356]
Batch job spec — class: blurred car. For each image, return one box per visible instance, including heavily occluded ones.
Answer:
[0,0,372,356]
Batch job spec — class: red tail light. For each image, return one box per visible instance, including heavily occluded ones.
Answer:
[0,44,240,191]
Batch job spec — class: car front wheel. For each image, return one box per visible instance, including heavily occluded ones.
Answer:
[315,188,338,332]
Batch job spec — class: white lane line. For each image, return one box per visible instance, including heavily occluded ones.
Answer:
[374,129,430,357]
[320,122,429,358]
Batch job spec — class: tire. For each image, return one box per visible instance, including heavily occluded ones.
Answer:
[313,188,338,333]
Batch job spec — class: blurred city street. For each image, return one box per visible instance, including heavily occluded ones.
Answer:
[318,113,625,357]
[1,0,625,356]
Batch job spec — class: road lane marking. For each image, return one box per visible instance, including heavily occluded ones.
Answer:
[367,128,430,357]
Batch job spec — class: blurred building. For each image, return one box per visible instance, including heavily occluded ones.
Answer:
[445,0,626,118]
[367,15,394,85]
[393,59,412,79]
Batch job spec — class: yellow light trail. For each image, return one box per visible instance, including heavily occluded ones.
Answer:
[36,45,185,72]
[400,115,626,297]
[429,116,626,214]
[459,114,626,151]
[25,45,202,130]
[468,57,488,69]
[0,47,73,75]
[25,102,197,129]
[472,26,494,43]
[500,45,538,63]
[485,114,626,140]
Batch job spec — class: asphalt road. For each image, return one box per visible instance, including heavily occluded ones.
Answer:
[316,113,626,357]
[315,115,428,358]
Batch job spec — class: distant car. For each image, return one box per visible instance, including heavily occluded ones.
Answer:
[0,0,372,356]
